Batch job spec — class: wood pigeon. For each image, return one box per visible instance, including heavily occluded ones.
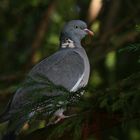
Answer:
[0,20,94,138]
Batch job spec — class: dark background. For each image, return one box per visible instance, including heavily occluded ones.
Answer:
[0,0,140,140]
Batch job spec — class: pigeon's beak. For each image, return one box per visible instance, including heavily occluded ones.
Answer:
[84,29,94,36]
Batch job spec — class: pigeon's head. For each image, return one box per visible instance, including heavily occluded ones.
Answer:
[60,20,94,46]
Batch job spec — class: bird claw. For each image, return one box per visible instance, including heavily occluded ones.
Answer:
[46,114,76,126]
[54,113,77,124]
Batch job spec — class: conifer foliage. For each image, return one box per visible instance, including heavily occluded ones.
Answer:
[0,1,140,140]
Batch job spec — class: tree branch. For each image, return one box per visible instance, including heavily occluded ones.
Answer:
[25,0,56,70]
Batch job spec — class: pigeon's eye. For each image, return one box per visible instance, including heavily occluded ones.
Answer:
[75,25,78,29]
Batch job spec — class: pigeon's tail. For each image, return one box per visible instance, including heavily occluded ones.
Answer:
[0,110,16,140]
[0,96,14,123]
[2,131,16,140]
[1,119,18,140]
[0,103,11,123]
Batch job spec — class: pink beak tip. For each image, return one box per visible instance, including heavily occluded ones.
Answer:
[84,29,94,36]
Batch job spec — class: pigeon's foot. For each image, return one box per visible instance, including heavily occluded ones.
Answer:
[54,108,76,124]
[46,110,76,126]
[54,114,76,124]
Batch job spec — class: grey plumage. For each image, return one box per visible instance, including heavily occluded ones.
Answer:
[0,20,93,137]
[10,49,87,112]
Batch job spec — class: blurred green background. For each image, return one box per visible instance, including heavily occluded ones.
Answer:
[0,0,140,140]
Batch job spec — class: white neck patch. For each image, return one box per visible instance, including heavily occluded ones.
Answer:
[61,39,75,48]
